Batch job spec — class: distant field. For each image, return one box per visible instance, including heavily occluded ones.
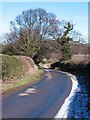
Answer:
[50,54,90,76]
[71,54,90,64]
[64,54,90,76]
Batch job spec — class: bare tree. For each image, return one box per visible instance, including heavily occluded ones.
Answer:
[3,8,84,61]
[10,8,60,40]
[5,8,61,57]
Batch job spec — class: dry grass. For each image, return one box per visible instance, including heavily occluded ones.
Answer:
[71,54,90,64]
[51,54,90,76]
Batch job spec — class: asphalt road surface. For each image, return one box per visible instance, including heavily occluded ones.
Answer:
[2,69,72,118]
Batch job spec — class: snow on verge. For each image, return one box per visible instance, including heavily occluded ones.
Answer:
[54,72,78,118]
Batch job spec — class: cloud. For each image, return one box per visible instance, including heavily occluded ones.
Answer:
[56,17,72,21]
[73,16,86,21]
[64,17,70,20]
[56,16,86,22]
[56,17,60,20]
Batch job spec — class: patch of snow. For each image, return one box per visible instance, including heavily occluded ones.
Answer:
[55,72,89,118]
[54,72,78,118]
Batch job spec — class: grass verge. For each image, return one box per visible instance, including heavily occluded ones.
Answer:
[2,69,43,93]
[2,54,22,80]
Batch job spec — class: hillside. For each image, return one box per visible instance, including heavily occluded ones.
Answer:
[70,42,89,54]
[1,54,43,93]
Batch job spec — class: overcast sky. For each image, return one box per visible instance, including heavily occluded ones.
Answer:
[0,1,88,42]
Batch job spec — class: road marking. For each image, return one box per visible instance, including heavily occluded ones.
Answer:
[25,88,37,94]
[18,93,29,96]
[45,73,52,79]
[18,87,37,96]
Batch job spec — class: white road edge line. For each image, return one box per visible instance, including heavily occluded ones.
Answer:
[54,71,78,118]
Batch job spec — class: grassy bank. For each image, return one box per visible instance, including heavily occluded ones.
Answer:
[2,69,43,93]
[2,55,23,81]
[2,54,43,93]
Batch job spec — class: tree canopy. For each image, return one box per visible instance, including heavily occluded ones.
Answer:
[2,8,85,63]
